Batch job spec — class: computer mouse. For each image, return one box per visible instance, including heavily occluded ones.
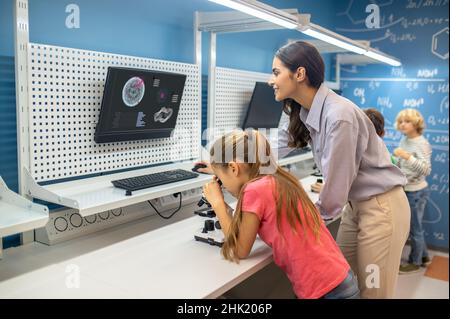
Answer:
[192,163,207,173]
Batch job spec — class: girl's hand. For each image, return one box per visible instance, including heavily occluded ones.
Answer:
[393,148,411,160]
[202,176,225,208]
[194,161,214,174]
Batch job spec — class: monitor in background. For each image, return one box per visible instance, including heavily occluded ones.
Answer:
[242,82,283,130]
[95,67,187,143]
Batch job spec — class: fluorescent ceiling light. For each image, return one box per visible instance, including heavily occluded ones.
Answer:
[208,0,297,29]
[207,0,401,66]
[364,49,401,66]
[301,28,366,55]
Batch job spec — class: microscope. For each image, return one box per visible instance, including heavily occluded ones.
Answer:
[193,180,225,247]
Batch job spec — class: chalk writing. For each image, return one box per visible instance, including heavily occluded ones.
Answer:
[406,81,419,91]
[353,88,366,104]
[417,68,438,78]
[377,96,393,109]
[406,0,449,9]
[434,152,448,164]
[401,16,449,28]
[427,83,449,94]
[403,97,425,107]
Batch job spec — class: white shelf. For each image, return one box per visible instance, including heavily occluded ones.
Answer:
[0,176,48,238]
[25,162,212,217]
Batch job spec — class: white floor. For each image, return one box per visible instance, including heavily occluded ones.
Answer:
[395,247,449,299]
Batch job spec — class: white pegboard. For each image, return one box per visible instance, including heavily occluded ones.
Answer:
[208,67,291,148]
[213,67,272,131]
[27,43,201,182]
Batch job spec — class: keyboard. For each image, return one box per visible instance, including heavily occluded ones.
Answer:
[112,169,199,193]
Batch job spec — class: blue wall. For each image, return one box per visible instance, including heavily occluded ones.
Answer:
[333,0,449,250]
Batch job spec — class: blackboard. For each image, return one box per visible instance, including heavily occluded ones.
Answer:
[335,0,449,249]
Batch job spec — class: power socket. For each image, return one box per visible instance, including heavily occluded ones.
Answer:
[35,187,203,245]
[148,187,203,212]
[35,202,151,245]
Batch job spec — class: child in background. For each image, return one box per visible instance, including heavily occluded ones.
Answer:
[202,129,359,299]
[394,109,432,273]
[364,108,385,137]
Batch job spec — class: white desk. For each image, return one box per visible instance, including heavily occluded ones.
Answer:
[0,175,331,299]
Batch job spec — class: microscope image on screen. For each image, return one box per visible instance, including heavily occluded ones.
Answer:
[136,111,147,128]
[122,76,145,107]
[154,107,173,123]
[94,67,187,143]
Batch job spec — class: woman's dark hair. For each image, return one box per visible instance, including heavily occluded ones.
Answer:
[275,41,325,149]
[363,108,385,137]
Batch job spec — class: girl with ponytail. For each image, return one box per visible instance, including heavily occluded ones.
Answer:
[202,129,359,299]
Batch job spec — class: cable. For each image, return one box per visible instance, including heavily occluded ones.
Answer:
[147,192,182,219]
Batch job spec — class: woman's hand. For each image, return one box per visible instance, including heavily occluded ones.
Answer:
[194,161,214,174]
[310,182,323,193]
[393,148,411,160]
[202,176,225,208]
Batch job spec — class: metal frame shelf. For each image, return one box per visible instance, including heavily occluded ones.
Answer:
[0,176,48,258]
[24,162,212,218]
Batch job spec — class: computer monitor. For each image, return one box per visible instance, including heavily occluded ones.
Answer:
[242,82,283,129]
[94,67,187,143]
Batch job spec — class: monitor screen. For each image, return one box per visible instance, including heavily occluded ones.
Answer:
[94,67,187,143]
[242,82,283,130]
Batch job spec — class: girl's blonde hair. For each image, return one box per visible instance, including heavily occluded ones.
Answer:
[210,129,322,263]
[394,108,426,135]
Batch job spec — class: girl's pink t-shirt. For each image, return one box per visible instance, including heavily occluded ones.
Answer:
[241,176,350,299]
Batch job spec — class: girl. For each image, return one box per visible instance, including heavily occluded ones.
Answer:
[202,129,359,299]
[394,109,432,273]
[268,41,410,298]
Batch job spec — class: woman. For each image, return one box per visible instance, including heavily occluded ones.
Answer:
[268,41,410,298]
